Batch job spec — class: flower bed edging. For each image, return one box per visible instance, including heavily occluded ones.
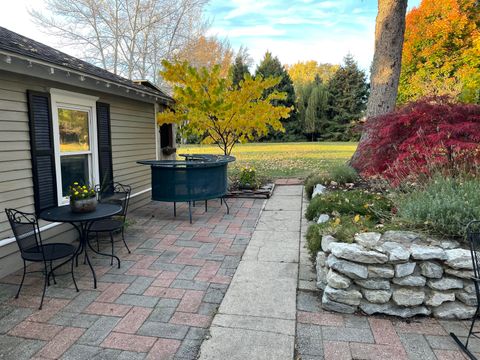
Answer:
[316,230,476,319]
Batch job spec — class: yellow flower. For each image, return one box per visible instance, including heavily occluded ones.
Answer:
[84,190,88,193]
[334,218,341,225]
[354,214,360,223]
[363,203,369,208]
[74,191,79,195]
[73,182,78,185]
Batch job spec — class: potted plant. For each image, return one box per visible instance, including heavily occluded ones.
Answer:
[162,146,177,156]
[69,182,97,213]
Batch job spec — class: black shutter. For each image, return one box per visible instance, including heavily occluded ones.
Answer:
[160,124,173,148]
[96,102,113,190]
[27,91,58,214]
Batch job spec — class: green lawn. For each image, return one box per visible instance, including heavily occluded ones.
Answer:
[179,142,358,179]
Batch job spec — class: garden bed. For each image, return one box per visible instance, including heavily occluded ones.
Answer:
[303,162,479,320]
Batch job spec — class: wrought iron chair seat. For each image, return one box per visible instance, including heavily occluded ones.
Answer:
[88,219,123,232]
[5,208,79,310]
[88,182,132,263]
[22,243,76,262]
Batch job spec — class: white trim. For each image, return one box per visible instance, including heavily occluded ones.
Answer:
[130,188,152,198]
[0,50,172,103]
[50,90,100,205]
[0,188,152,247]
[0,222,62,247]
[50,88,99,104]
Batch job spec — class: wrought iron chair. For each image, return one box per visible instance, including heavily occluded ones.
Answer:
[451,220,480,360]
[88,182,131,264]
[5,208,79,310]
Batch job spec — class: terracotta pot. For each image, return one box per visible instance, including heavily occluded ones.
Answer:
[70,197,97,213]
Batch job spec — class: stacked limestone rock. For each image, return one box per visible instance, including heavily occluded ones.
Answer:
[316,231,477,319]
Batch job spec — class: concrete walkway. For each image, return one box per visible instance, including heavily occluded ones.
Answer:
[199,185,303,360]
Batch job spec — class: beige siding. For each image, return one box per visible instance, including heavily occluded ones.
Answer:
[0,70,160,277]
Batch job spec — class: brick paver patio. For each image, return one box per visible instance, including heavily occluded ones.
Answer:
[295,289,478,360]
[0,188,477,360]
[0,198,262,359]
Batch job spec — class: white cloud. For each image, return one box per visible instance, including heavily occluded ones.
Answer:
[224,0,272,20]
[241,32,374,72]
[208,25,286,38]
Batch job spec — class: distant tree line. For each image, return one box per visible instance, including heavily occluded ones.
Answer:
[231,52,369,142]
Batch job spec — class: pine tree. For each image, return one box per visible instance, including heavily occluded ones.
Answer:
[326,54,369,140]
[255,52,298,140]
[230,46,252,88]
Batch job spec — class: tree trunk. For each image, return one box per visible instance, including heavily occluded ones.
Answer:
[350,0,408,170]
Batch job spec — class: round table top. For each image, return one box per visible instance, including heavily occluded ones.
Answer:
[39,203,122,223]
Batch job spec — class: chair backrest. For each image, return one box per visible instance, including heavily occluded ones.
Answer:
[467,220,480,279]
[5,209,44,257]
[96,182,131,219]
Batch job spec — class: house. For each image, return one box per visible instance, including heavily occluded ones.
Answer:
[0,26,175,277]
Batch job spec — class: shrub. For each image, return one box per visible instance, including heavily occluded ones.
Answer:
[352,97,480,185]
[306,224,323,260]
[305,190,393,222]
[329,164,358,184]
[305,173,328,199]
[396,176,480,239]
[304,164,358,199]
[239,166,258,189]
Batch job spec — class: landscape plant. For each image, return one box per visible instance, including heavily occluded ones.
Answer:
[238,166,259,190]
[304,164,358,199]
[396,176,480,240]
[305,190,393,222]
[352,97,480,184]
[157,60,292,155]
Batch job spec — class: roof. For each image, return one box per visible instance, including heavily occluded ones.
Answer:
[0,26,172,102]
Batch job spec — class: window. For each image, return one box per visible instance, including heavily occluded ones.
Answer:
[51,89,99,205]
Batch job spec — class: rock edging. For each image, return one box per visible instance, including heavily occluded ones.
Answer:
[316,231,476,319]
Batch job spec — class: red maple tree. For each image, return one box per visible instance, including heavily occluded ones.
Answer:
[356,97,480,185]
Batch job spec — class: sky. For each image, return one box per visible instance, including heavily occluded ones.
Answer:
[205,0,421,71]
[0,0,421,73]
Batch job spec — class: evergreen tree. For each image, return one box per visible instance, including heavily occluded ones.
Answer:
[326,54,369,140]
[255,52,298,140]
[230,46,252,88]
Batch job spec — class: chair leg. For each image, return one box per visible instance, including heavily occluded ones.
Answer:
[96,232,100,252]
[50,261,56,285]
[15,259,26,299]
[467,306,480,348]
[109,232,115,266]
[70,257,79,292]
[189,201,193,224]
[40,262,48,310]
[121,228,131,253]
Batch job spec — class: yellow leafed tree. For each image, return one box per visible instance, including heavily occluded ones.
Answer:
[157,60,293,155]
[286,61,339,88]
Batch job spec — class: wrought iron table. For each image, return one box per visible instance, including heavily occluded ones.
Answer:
[39,203,122,288]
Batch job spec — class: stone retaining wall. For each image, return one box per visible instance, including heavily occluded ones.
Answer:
[316,231,477,319]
